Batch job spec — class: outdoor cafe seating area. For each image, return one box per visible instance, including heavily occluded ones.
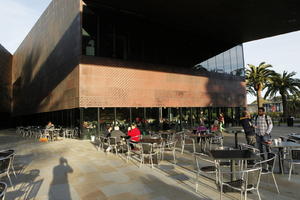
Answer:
[94,128,300,200]
[15,126,80,141]
[1,127,300,200]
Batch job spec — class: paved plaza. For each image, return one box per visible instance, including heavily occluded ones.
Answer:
[1,125,300,200]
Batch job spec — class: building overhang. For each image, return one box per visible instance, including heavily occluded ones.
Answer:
[83,0,300,60]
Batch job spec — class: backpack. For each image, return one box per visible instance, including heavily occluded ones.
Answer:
[255,115,269,127]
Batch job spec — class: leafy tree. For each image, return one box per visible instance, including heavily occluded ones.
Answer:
[246,62,275,110]
[286,95,300,116]
[265,71,300,120]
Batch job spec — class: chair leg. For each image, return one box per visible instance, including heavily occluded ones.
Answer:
[7,172,13,188]
[115,146,118,156]
[150,155,154,168]
[140,155,144,168]
[220,183,223,200]
[257,188,261,200]
[126,151,130,163]
[244,189,247,200]
[271,173,280,193]
[173,150,176,164]
[195,172,199,192]
[289,163,293,181]
[181,142,185,154]
[11,165,17,178]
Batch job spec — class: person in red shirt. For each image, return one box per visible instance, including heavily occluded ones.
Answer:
[127,123,141,142]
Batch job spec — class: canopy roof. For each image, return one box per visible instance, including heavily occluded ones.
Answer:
[83,0,300,60]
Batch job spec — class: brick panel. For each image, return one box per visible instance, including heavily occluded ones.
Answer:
[79,56,246,108]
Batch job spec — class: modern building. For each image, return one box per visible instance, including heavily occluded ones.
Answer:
[1,0,300,134]
[0,44,12,128]
[247,99,283,114]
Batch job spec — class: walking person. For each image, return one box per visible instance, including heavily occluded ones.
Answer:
[254,107,273,154]
[240,110,256,146]
[218,113,225,133]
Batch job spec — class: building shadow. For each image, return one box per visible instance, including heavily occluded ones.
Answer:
[48,157,73,200]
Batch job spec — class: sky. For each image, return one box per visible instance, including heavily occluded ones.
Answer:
[1,0,300,104]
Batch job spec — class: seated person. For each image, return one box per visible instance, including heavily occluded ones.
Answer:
[103,126,113,138]
[127,123,141,142]
[110,126,126,143]
[211,119,219,133]
[196,123,207,134]
[46,121,54,129]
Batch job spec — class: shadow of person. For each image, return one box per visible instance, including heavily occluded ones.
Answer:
[48,157,73,200]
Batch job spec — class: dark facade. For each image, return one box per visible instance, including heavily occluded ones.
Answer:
[0,44,12,127]
[6,0,300,131]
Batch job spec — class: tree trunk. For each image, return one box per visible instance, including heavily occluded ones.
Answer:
[281,94,288,122]
[256,87,263,111]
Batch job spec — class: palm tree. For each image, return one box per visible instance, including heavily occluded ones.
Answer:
[246,62,275,109]
[264,71,300,120]
[287,95,300,115]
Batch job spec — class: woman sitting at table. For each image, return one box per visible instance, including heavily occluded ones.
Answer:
[127,123,141,142]
[211,119,219,133]
[196,123,207,134]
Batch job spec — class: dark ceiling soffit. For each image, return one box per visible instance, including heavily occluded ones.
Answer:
[83,0,300,44]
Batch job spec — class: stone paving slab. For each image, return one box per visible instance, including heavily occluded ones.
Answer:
[1,127,300,200]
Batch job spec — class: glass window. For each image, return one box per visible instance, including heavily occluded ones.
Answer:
[230,47,238,75]
[131,108,145,129]
[223,50,231,74]
[146,108,159,131]
[116,108,130,132]
[207,57,217,72]
[236,45,245,76]
[99,108,114,130]
[82,108,98,137]
[216,53,224,74]
[181,108,192,129]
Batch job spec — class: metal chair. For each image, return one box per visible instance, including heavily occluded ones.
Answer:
[97,136,106,151]
[288,149,300,181]
[194,152,219,192]
[140,143,159,168]
[126,141,141,162]
[0,156,13,187]
[1,150,16,178]
[238,143,260,169]
[181,135,196,154]
[65,129,74,138]
[219,167,262,200]
[0,182,7,200]
[253,152,279,193]
[107,137,119,155]
[161,140,177,164]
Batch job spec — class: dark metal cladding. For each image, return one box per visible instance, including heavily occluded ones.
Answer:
[12,0,82,116]
[0,44,12,126]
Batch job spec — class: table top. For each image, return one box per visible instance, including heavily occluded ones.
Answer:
[290,135,300,140]
[140,138,163,144]
[0,152,12,158]
[269,141,300,148]
[186,133,215,138]
[209,149,261,161]
[159,132,174,135]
